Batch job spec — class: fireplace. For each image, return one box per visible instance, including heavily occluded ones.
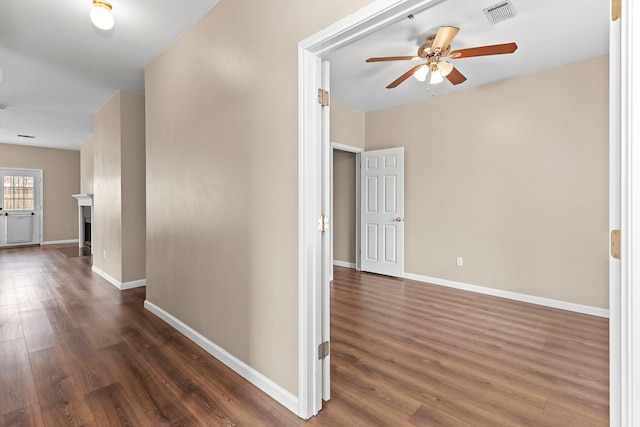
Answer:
[72,194,93,253]
[83,206,92,248]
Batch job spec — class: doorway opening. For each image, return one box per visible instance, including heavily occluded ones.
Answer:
[298,0,635,423]
[331,142,363,279]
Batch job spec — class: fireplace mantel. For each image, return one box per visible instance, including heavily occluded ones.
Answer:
[72,194,93,252]
[72,194,93,206]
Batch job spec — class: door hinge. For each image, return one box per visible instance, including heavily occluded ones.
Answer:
[318,341,329,360]
[317,89,330,107]
[611,230,621,259]
[612,0,621,21]
[318,215,329,232]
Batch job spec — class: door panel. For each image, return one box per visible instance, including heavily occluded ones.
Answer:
[366,223,378,261]
[360,147,404,277]
[7,215,33,243]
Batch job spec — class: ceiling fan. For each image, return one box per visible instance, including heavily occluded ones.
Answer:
[366,26,518,89]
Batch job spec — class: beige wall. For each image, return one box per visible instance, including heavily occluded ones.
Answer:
[145,0,373,396]
[333,150,357,264]
[331,101,366,149]
[366,55,609,309]
[94,93,123,280]
[0,143,79,242]
[93,91,146,283]
[120,92,146,283]
[80,137,94,194]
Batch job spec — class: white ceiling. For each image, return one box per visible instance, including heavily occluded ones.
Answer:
[326,0,610,112]
[0,0,219,150]
[0,0,609,151]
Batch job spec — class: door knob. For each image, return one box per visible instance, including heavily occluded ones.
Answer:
[395,217,403,222]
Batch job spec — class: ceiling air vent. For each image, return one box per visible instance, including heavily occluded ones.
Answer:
[483,0,517,25]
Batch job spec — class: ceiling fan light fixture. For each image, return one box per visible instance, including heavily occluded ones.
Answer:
[90,0,114,30]
[413,65,429,82]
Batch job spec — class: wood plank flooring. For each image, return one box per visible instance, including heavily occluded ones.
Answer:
[0,245,608,426]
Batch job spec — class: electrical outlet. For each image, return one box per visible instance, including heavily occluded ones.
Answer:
[456,257,463,267]
[103,249,107,259]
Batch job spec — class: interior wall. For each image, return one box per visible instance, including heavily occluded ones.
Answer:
[331,101,366,149]
[365,55,609,309]
[93,92,123,281]
[144,0,374,396]
[120,92,146,283]
[93,91,147,284]
[0,143,80,242]
[80,137,94,194]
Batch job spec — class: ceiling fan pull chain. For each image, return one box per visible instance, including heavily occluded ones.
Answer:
[426,67,432,92]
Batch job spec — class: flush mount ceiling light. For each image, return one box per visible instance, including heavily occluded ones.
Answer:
[90,0,114,30]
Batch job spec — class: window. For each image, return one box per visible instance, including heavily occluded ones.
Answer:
[3,175,34,210]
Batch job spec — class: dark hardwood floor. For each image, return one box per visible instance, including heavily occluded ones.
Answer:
[0,245,608,426]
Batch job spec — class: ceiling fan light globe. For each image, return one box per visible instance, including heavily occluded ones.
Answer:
[438,61,454,77]
[413,65,429,82]
[430,70,444,84]
[90,1,114,30]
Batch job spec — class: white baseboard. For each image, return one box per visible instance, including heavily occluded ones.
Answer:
[403,273,609,318]
[43,239,79,245]
[92,266,146,291]
[121,279,147,290]
[333,260,356,269]
[143,300,299,415]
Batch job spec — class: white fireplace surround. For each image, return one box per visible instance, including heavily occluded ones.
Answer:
[72,194,93,252]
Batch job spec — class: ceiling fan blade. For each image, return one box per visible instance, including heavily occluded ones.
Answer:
[387,65,424,89]
[449,42,518,58]
[445,66,467,85]
[431,26,459,52]
[366,56,420,62]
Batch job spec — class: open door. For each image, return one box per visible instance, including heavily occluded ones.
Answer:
[360,147,405,277]
[320,60,331,402]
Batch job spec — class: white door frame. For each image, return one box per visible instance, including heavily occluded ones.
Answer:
[609,12,622,427]
[331,142,364,277]
[615,1,640,425]
[298,0,635,423]
[0,167,44,246]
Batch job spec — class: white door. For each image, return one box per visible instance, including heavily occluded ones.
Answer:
[320,60,331,402]
[360,147,404,277]
[0,169,42,246]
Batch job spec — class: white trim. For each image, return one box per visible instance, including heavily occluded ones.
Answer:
[321,60,331,402]
[333,260,356,269]
[120,279,146,290]
[144,300,299,415]
[404,273,609,318]
[297,45,323,420]
[92,265,146,290]
[619,0,640,424]
[331,142,364,153]
[301,0,442,56]
[609,13,622,427]
[43,239,79,245]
